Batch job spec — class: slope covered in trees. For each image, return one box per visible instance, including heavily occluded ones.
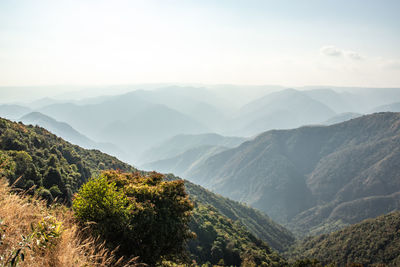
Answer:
[182,179,295,252]
[0,117,135,203]
[0,117,291,264]
[186,112,400,235]
[189,203,286,266]
[288,211,400,266]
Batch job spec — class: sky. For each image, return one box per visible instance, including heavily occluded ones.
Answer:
[0,0,400,88]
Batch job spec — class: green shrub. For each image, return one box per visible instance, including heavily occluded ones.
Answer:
[73,170,194,265]
[72,175,129,241]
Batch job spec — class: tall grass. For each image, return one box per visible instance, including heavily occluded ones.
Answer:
[0,178,138,266]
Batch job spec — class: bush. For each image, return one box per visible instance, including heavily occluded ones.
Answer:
[73,170,194,265]
[72,175,129,240]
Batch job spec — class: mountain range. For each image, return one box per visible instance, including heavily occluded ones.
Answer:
[184,112,400,236]
[3,86,400,169]
[19,112,125,158]
[231,88,336,136]
[0,116,294,256]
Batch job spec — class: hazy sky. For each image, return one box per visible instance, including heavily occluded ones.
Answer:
[1,0,400,87]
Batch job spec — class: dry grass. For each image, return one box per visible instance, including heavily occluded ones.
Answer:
[0,178,139,267]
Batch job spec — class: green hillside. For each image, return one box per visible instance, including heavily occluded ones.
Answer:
[288,211,400,266]
[0,118,135,203]
[189,203,286,266]
[0,117,290,265]
[183,180,295,252]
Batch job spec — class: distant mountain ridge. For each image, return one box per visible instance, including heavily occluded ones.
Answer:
[141,133,246,165]
[232,89,336,136]
[371,102,400,113]
[185,112,400,235]
[19,112,124,158]
[36,93,210,162]
[322,112,362,125]
[3,86,400,169]
[143,145,228,176]
[0,104,31,120]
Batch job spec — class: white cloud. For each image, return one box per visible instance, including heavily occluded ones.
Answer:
[320,46,364,61]
[320,46,343,57]
[346,51,363,60]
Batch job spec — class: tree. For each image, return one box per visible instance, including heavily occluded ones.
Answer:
[73,170,194,264]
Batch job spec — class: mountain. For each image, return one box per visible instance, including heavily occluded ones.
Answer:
[0,117,293,257]
[20,111,95,146]
[0,104,31,120]
[301,87,400,113]
[143,145,228,178]
[186,112,400,235]
[322,112,362,125]
[371,102,400,113]
[182,179,295,252]
[99,104,208,157]
[37,94,209,162]
[288,211,400,266]
[19,112,124,158]
[141,133,246,164]
[304,88,354,113]
[233,89,336,136]
[122,87,231,131]
[26,97,61,109]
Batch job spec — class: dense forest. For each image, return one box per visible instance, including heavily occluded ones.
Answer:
[287,211,400,266]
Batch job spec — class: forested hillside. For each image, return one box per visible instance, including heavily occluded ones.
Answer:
[186,112,400,235]
[288,211,400,266]
[181,178,295,252]
[0,117,135,203]
[0,117,290,265]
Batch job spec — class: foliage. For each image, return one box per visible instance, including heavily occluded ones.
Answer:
[0,118,296,265]
[188,203,286,266]
[0,118,136,203]
[30,216,63,251]
[287,211,400,266]
[73,170,194,265]
[0,177,128,267]
[179,177,295,252]
[2,216,63,266]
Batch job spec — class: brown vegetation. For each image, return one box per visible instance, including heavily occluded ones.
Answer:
[0,178,137,266]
